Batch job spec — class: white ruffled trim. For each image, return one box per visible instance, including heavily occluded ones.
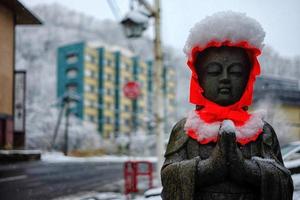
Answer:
[184,110,265,143]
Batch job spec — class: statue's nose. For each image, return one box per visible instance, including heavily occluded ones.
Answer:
[219,71,230,83]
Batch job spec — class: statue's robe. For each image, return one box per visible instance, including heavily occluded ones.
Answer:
[161,119,294,200]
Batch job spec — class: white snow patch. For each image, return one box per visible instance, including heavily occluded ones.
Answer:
[123,10,149,24]
[144,187,162,198]
[0,150,41,155]
[42,152,157,163]
[53,192,125,200]
[292,174,300,185]
[293,191,300,200]
[220,120,236,133]
[54,191,162,200]
[183,11,265,57]
[284,159,300,169]
[87,40,135,58]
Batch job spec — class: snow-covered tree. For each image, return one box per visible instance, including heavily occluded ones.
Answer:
[26,101,101,151]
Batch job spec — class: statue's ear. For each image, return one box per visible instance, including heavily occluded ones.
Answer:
[164,118,189,157]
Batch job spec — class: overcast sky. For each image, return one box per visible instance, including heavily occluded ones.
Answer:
[21,0,300,58]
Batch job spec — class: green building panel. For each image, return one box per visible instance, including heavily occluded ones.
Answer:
[97,47,105,134]
[131,56,139,129]
[57,42,85,119]
[146,61,154,134]
[114,51,121,135]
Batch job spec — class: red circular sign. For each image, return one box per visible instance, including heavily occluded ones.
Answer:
[123,81,141,100]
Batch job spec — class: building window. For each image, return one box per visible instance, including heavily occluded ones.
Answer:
[170,99,176,106]
[125,119,130,125]
[93,101,98,108]
[139,67,144,74]
[88,115,95,122]
[139,107,144,113]
[84,85,90,92]
[66,68,78,79]
[85,54,97,64]
[66,84,77,93]
[92,71,98,79]
[107,88,112,96]
[124,105,130,112]
[66,53,78,64]
[126,64,131,71]
[90,85,96,93]
[105,131,110,137]
[91,71,97,79]
[107,59,113,67]
[107,102,112,109]
[85,69,97,79]
[84,99,92,107]
[84,99,98,108]
[85,70,91,77]
[106,117,112,124]
[107,74,113,81]
[84,84,96,93]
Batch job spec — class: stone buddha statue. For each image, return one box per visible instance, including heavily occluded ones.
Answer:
[161,11,293,200]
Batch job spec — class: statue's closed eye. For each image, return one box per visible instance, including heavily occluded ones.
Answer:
[228,63,244,76]
[206,62,222,75]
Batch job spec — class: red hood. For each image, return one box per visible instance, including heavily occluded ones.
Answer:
[185,40,264,145]
[187,40,261,110]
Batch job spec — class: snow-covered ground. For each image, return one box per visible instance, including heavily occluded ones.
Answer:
[53,191,160,200]
[53,174,300,200]
[43,152,300,200]
[42,152,157,163]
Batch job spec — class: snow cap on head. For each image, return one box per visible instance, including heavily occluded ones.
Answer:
[183,11,265,58]
[184,11,265,107]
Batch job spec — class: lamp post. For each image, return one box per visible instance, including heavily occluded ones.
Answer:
[121,0,164,184]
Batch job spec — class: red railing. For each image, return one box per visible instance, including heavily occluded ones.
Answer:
[124,160,153,195]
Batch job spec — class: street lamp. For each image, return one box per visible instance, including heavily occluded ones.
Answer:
[121,10,149,38]
[121,0,164,184]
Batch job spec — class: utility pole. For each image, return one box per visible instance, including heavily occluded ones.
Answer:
[63,97,70,156]
[120,0,164,184]
[137,0,164,183]
[152,0,164,184]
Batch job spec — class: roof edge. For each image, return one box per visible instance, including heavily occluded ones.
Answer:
[2,0,42,25]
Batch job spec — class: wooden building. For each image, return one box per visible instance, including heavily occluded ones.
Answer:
[0,0,41,149]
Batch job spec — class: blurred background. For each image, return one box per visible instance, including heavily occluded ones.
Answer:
[15,0,300,152]
[1,0,300,199]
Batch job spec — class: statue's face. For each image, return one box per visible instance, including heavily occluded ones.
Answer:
[195,46,251,106]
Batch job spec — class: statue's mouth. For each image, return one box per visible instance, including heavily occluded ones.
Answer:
[219,87,231,94]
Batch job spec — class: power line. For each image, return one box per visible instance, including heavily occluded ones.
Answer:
[106,0,121,21]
